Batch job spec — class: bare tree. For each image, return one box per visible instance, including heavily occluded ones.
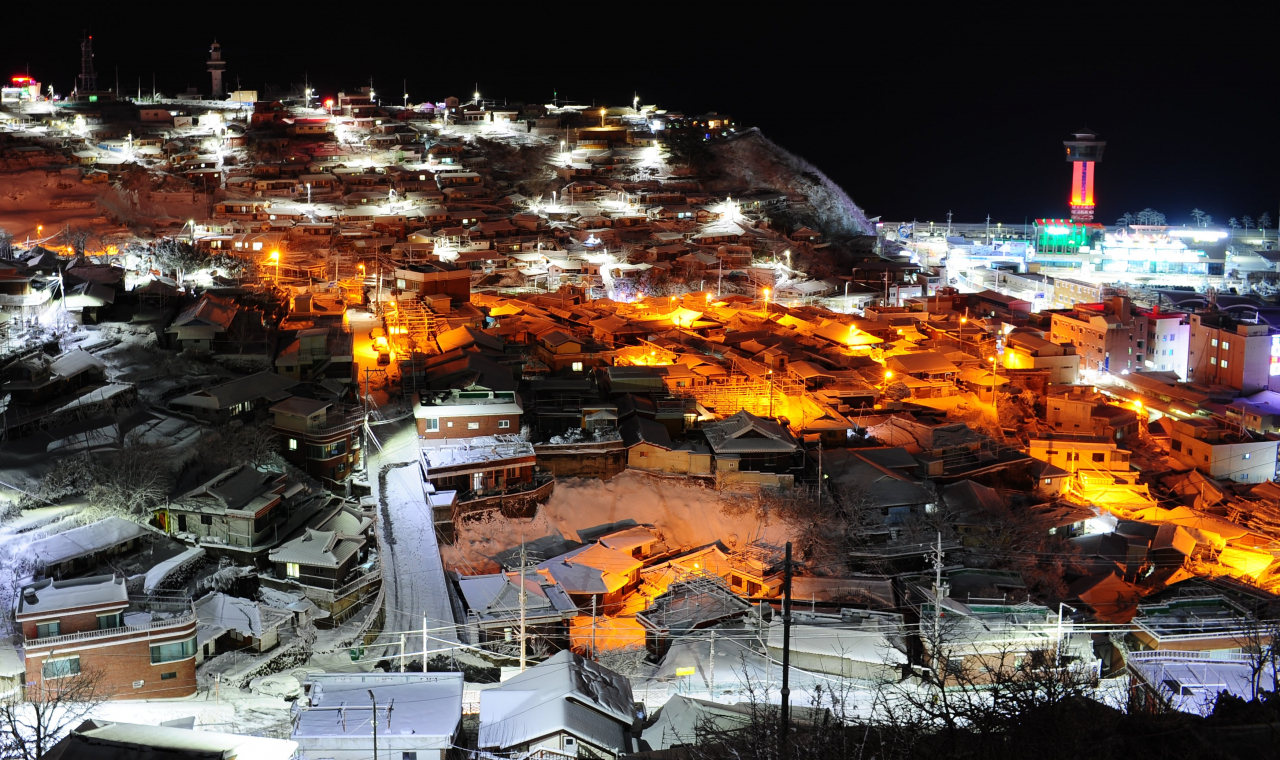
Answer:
[0,665,111,760]
[63,226,98,258]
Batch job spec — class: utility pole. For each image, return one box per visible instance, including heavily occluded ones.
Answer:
[519,543,528,672]
[883,269,890,307]
[708,629,716,700]
[590,596,597,658]
[779,541,793,759]
[368,690,379,760]
[933,532,946,641]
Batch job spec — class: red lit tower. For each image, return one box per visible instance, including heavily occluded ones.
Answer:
[1063,129,1105,222]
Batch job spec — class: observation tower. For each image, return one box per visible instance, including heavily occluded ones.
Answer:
[1063,129,1105,222]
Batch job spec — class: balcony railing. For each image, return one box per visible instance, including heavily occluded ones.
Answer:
[25,596,195,649]
[0,292,52,307]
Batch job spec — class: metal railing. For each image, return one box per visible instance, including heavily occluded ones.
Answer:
[25,598,196,648]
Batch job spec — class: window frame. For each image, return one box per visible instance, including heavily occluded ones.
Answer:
[41,655,80,680]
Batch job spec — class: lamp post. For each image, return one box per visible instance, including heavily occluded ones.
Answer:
[762,287,771,315]
[270,250,280,283]
[599,108,606,127]
[368,689,379,760]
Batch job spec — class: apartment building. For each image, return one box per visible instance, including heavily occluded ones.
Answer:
[1134,305,1191,379]
[270,397,363,485]
[1170,418,1279,484]
[1002,333,1079,384]
[1048,296,1147,374]
[17,575,198,700]
[1186,313,1277,394]
[1046,388,1140,441]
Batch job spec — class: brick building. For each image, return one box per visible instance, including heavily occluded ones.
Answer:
[413,389,523,438]
[17,575,198,700]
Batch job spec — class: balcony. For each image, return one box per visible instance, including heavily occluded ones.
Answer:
[274,406,365,437]
[24,596,195,649]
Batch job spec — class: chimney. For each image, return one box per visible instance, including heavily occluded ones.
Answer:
[1111,295,1130,323]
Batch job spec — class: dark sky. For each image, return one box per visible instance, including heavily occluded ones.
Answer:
[5,8,1277,226]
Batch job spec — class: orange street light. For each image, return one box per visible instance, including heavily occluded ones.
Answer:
[269,250,280,282]
[885,370,894,380]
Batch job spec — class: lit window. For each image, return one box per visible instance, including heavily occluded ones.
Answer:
[1222,342,1230,350]
[252,242,263,251]
[1210,357,1216,365]
[1211,338,1218,347]
[1244,453,1252,460]
[1221,361,1228,369]
[572,361,584,372]
[1044,479,1052,485]
[289,439,298,451]
[286,563,300,577]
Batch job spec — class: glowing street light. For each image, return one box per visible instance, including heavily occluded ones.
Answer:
[599,108,606,127]
[762,287,771,314]
[269,250,280,282]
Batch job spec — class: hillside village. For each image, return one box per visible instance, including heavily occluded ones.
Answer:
[5,68,1280,758]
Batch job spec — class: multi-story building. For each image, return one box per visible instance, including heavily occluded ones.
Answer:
[1048,296,1147,374]
[1029,434,1134,482]
[1138,305,1191,379]
[16,575,198,700]
[166,466,302,552]
[1046,388,1140,441]
[1170,418,1279,484]
[1186,313,1278,394]
[270,397,363,485]
[1002,333,1079,384]
[1049,277,1110,308]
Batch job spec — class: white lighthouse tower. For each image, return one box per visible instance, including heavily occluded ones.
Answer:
[207,41,226,98]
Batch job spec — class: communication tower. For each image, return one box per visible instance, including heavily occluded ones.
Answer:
[1063,129,1105,222]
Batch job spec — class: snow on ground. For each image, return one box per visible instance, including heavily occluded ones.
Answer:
[367,419,461,667]
[441,470,798,572]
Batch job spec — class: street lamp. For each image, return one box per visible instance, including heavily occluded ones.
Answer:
[270,250,280,283]
[599,108,606,127]
[762,287,771,314]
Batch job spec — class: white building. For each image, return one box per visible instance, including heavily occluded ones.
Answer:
[293,672,464,760]
[479,649,635,758]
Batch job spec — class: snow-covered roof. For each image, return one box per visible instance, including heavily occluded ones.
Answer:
[170,371,298,411]
[479,650,634,752]
[63,721,297,759]
[538,543,642,594]
[766,610,908,665]
[144,546,205,594]
[297,673,463,743]
[17,575,128,618]
[702,410,797,455]
[596,526,659,553]
[458,570,577,621]
[268,528,358,568]
[195,592,291,645]
[25,517,150,566]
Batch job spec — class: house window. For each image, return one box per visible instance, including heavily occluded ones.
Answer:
[97,613,122,630]
[36,621,60,639]
[150,637,197,664]
[447,421,454,428]
[467,422,480,430]
[1222,342,1230,350]
[572,362,584,372]
[201,514,213,525]
[1044,479,1053,485]
[1244,453,1252,460]
[1092,453,1105,462]
[403,754,418,760]
[1210,357,1216,365]
[161,671,177,680]
[289,439,298,451]
[1221,361,1228,369]
[1212,338,1218,347]
[41,656,80,679]
[1172,439,1182,451]
[499,420,510,429]
[286,563,300,578]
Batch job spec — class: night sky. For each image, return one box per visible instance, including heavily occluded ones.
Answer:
[5,8,1276,227]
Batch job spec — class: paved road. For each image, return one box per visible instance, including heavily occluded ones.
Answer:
[366,418,460,669]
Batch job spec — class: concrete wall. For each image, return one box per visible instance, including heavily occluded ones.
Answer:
[535,442,627,480]
[629,444,712,475]
[1171,435,1278,483]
